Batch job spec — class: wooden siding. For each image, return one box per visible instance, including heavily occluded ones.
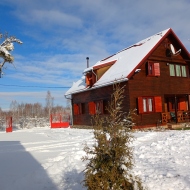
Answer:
[72,83,130,126]
[71,36,190,128]
[128,37,190,127]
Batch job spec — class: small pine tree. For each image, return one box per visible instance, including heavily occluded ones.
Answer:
[82,83,146,190]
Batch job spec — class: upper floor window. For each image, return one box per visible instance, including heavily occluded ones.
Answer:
[169,64,187,77]
[147,62,160,76]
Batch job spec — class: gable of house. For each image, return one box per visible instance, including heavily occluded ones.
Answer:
[65,28,190,97]
[65,28,190,128]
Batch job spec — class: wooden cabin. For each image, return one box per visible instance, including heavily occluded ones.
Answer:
[65,28,190,128]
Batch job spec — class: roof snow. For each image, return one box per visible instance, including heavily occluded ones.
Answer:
[65,28,170,96]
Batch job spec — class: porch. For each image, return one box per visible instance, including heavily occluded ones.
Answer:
[161,111,190,124]
[162,94,190,124]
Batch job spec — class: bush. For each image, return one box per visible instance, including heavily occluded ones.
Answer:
[82,84,146,190]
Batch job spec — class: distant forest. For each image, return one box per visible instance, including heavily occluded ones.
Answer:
[0,91,70,127]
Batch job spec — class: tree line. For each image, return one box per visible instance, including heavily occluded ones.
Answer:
[0,91,70,127]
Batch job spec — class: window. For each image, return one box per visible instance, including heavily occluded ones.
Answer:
[74,104,80,115]
[176,65,181,77]
[88,100,105,115]
[169,64,175,76]
[81,103,85,114]
[142,97,153,112]
[103,100,109,114]
[95,100,103,114]
[73,103,85,115]
[181,66,187,77]
[169,64,187,77]
[138,96,162,114]
[147,62,160,76]
[167,97,188,111]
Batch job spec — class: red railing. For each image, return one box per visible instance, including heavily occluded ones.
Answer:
[50,114,70,128]
[6,116,12,132]
[162,111,190,124]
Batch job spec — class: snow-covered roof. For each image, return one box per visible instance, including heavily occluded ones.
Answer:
[65,28,171,96]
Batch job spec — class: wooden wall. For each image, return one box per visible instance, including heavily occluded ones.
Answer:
[72,36,190,128]
[128,37,190,127]
[72,83,130,126]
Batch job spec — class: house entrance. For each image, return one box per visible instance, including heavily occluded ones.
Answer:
[162,94,190,124]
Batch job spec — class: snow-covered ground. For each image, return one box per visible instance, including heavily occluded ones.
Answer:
[0,127,190,190]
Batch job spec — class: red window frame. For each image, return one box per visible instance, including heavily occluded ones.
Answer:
[88,101,96,115]
[73,103,85,115]
[88,100,104,115]
[74,104,80,115]
[138,96,162,114]
[148,62,160,76]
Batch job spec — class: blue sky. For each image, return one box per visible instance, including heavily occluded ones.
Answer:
[0,0,190,111]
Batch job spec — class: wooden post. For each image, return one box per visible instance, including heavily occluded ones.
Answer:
[6,116,12,133]
[174,95,178,123]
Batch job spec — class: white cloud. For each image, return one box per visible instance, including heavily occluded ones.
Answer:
[16,9,83,29]
[1,0,190,110]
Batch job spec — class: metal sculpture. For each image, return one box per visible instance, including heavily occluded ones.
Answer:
[0,33,22,77]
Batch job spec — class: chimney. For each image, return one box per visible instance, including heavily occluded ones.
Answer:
[86,57,89,68]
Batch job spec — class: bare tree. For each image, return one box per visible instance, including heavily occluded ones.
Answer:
[45,91,54,117]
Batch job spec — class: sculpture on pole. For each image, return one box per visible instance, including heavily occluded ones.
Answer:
[0,33,22,77]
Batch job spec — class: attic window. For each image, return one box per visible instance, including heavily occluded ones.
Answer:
[147,62,160,76]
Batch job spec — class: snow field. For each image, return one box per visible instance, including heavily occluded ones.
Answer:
[0,127,190,190]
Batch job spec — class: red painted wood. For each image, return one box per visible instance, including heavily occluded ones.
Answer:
[51,122,70,128]
[50,114,70,128]
[6,116,12,133]
[88,102,96,115]
[154,96,162,112]
[154,63,160,76]
[71,31,190,127]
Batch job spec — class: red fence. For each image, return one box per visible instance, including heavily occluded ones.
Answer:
[50,114,70,128]
[6,116,12,133]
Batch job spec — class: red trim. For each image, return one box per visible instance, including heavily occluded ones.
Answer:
[178,97,187,111]
[6,116,12,133]
[51,122,70,128]
[154,63,160,76]
[138,97,143,114]
[93,60,117,70]
[127,28,189,79]
[101,54,116,61]
[169,28,190,57]
[154,96,162,112]
[74,104,79,115]
[50,114,70,128]
[88,101,96,115]
[138,96,162,113]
